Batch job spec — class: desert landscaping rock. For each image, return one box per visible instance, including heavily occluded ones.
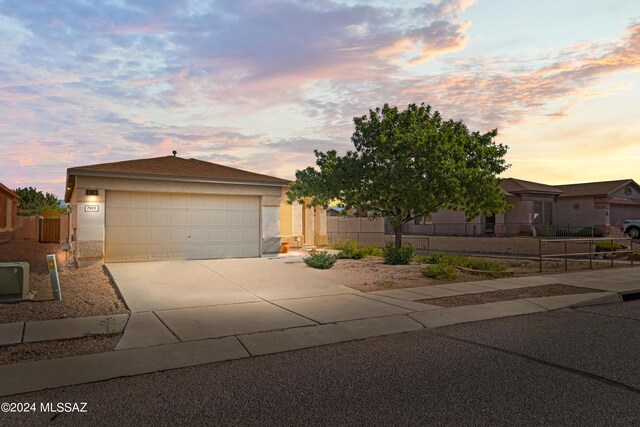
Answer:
[0,241,128,324]
[424,284,604,308]
[526,292,619,310]
[0,335,120,367]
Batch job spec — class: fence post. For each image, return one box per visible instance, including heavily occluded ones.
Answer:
[611,239,614,268]
[539,239,542,273]
[564,240,568,271]
[589,238,592,269]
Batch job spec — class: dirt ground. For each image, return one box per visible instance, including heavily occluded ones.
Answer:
[0,335,120,366]
[0,240,128,323]
[423,284,602,308]
[292,255,638,292]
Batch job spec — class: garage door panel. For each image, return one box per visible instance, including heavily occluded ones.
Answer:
[171,210,188,226]
[150,210,170,226]
[207,211,226,223]
[188,211,209,226]
[207,228,226,241]
[106,191,261,262]
[170,227,190,243]
[150,228,170,244]
[243,227,259,241]
[243,212,259,226]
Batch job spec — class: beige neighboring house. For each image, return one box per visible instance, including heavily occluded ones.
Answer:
[0,183,19,244]
[555,179,640,232]
[399,177,640,237]
[64,155,295,266]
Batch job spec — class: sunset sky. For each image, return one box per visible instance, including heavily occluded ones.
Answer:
[1,0,638,197]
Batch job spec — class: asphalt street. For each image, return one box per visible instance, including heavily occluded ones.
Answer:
[2,300,639,426]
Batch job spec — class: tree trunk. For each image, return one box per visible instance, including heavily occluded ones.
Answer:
[394,225,403,247]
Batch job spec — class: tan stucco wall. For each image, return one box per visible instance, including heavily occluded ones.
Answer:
[555,197,607,229]
[279,198,293,236]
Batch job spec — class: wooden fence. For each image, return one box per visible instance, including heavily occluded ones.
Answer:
[39,217,61,243]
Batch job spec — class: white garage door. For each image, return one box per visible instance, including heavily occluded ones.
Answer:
[105,191,260,262]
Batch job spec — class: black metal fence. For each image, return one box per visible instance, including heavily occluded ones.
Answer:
[388,222,604,238]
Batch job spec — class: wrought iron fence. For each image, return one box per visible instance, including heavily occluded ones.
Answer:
[387,222,605,238]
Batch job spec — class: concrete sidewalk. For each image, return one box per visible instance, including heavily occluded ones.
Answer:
[1,266,638,396]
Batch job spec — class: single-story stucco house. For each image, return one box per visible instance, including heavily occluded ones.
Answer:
[401,177,640,237]
[64,155,327,266]
[0,183,19,244]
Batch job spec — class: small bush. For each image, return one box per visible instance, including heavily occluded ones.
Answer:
[332,240,357,251]
[333,240,383,259]
[421,264,457,280]
[426,252,506,278]
[304,251,337,269]
[414,255,431,264]
[383,242,415,265]
[359,245,384,257]
[333,240,363,259]
[594,241,623,251]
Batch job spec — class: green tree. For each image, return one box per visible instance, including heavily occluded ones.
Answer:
[14,187,66,216]
[287,103,510,246]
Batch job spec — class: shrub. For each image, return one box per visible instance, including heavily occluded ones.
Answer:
[594,241,623,251]
[332,240,357,251]
[414,255,431,264]
[421,264,457,280]
[359,245,384,257]
[383,242,415,265]
[304,251,337,269]
[426,252,506,278]
[333,240,363,259]
[333,240,383,259]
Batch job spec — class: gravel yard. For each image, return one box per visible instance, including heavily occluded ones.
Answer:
[0,240,128,323]
[423,284,602,308]
[292,255,637,292]
[0,335,120,366]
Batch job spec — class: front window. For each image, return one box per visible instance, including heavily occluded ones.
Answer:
[533,202,553,225]
[414,215,433,225]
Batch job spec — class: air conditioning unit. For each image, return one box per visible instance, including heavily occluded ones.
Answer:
[0,262,31,301]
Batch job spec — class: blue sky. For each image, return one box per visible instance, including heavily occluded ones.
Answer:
[0,0,638,196]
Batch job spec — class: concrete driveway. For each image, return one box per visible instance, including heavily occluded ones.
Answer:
[106,258,411,347]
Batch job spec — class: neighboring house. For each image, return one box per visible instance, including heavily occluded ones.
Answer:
[327,206,344,216]
[0,183,19,244]
[399,177,640,237]
[555,179,640,233]
[65,155,294,266]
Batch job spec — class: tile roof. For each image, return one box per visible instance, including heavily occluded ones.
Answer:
[67,156,291,186]
[556,179,635,198]
[500,178,563,195]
